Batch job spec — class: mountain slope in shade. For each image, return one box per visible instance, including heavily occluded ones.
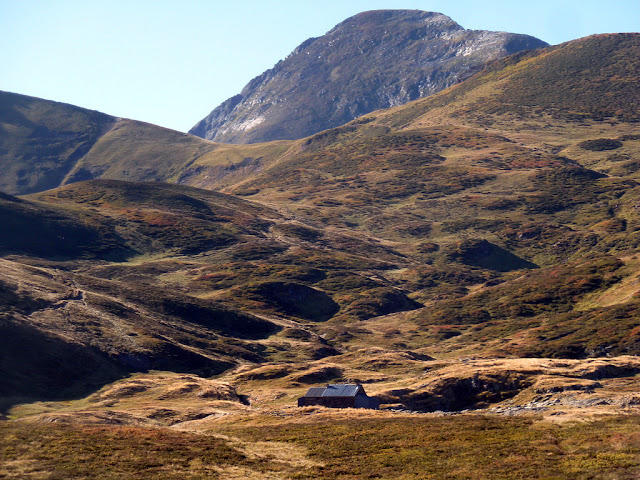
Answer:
[189,9,547,144]
[0,190,131,260]
[0,91,114,195]
[0,257,279,404]
[0,91,239,195]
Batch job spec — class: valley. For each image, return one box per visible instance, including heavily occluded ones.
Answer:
[1,13,640,479]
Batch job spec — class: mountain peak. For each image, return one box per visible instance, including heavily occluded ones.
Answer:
[324,10,464,45]
[329,9,459,28]
[189,10,547,144]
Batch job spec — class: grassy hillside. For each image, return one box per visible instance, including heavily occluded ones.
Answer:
[2,33,640,427]
[176,33,640,366]
[28,179,279,255]
[0,91,114,194]
[0,257,283,408]
[2,35,638,199]
[0,180,421,407]
[65,119,221,184]
[0,191,130,259]
[376,33,640,128]
[0,91,273,196]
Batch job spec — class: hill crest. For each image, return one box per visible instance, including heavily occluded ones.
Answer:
[189,9,547,144]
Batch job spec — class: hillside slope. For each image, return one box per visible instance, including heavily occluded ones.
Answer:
[0,179,420,406]
[0,91,114,195]
[3,34,640,417]
[377,33,640,128]
[184,33,640,362]
[0,91,268,195]
[0,257,279,405]
[189,9,546,144]
[192,35,636,230]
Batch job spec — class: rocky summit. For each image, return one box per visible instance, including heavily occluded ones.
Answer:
[189,10,547,144]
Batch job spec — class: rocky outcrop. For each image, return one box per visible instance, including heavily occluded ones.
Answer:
[190,10,547,144]
[377,357,640,413]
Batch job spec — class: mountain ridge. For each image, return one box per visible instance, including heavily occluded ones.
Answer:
[189,9,547,144]
[0,90,116,195]
[0,90,228,195]
[1,34,637,199]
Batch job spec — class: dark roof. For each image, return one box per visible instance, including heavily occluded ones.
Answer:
[302,384,365,398]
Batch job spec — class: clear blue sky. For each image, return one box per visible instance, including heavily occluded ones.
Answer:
[1,0,638,132]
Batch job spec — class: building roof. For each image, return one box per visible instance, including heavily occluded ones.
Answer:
[302,384,365,398]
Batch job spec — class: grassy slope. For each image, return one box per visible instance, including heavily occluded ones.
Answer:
[377,33,640,129]
[3,35,638,198]
[65,119,220,184]
[28,179,279,255]
[0,91,114,195]
[0,190,131,260]
[179,34,640,360]
[0,256,283,408]
[3,34,640,421]
[0,179,422,407]
[0,90,285,196]
[26,180,418,324]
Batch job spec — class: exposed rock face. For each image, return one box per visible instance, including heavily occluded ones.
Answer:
[190,10,547,144]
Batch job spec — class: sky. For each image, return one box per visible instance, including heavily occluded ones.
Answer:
[1,0,639,133]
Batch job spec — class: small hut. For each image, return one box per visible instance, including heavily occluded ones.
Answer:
[297,383,380,409]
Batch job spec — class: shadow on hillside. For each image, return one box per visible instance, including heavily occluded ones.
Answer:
[0,319,232,413]
[447,239,537,272]
[0,319,125,413]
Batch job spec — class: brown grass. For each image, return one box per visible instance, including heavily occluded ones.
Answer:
[6,411,640,479]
